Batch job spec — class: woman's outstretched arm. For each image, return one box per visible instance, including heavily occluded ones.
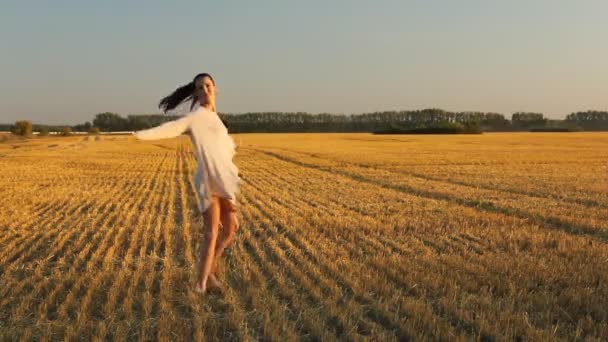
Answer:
[133,112,195,140]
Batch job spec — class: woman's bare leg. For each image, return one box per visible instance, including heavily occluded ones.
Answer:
[212,198,239,275]
[196,196,221,294]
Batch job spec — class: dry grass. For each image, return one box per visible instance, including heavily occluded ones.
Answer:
[0,132,607,340]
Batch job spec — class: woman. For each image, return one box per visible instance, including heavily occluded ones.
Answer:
[133,73,241,295]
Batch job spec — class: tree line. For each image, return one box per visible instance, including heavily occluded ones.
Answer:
[3,109,608,135]
[564,111,608,130]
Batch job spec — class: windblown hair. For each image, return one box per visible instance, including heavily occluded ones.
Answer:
[158,73,215,113]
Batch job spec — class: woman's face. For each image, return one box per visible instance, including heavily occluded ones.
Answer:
[194,75,216,103]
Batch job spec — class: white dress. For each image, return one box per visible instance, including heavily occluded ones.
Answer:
[133,105,241,213]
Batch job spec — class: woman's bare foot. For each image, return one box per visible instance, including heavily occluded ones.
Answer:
[195,282,206,295]
[207,274,225,294]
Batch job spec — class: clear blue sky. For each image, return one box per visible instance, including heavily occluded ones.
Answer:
[1,0,607,124]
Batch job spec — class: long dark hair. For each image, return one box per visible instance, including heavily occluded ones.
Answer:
[158,73,215,113]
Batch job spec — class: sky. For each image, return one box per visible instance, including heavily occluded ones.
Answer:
[1,0,607,124]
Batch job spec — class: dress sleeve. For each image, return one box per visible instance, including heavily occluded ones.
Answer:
[134,112,195,140]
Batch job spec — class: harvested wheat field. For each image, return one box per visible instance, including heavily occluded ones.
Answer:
[0,132,607,341]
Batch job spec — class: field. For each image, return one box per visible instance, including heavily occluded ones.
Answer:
[0,132,607,341]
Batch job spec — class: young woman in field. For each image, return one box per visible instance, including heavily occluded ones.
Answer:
[133,73,241,295]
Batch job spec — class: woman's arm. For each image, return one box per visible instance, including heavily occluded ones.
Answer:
[133,112,195,140]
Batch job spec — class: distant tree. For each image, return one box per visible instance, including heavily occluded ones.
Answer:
[39,126,50,136]
[61,127,72,136]
[93,112,128,131]
[511,112,546,129]
[565,110,608,131]
[88,126,101,135]
[512,112,545,122]
[12,120,33,136]
[566,110,608,122]
[127,115,149,131]
[480,113,509,130]
[72,121,92,132]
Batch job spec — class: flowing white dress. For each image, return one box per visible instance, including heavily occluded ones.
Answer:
[133,105,241,213]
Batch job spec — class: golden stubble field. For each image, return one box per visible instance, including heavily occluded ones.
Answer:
[0,132,607,341]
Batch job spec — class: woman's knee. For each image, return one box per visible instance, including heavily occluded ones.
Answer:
[203,224,220,242]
